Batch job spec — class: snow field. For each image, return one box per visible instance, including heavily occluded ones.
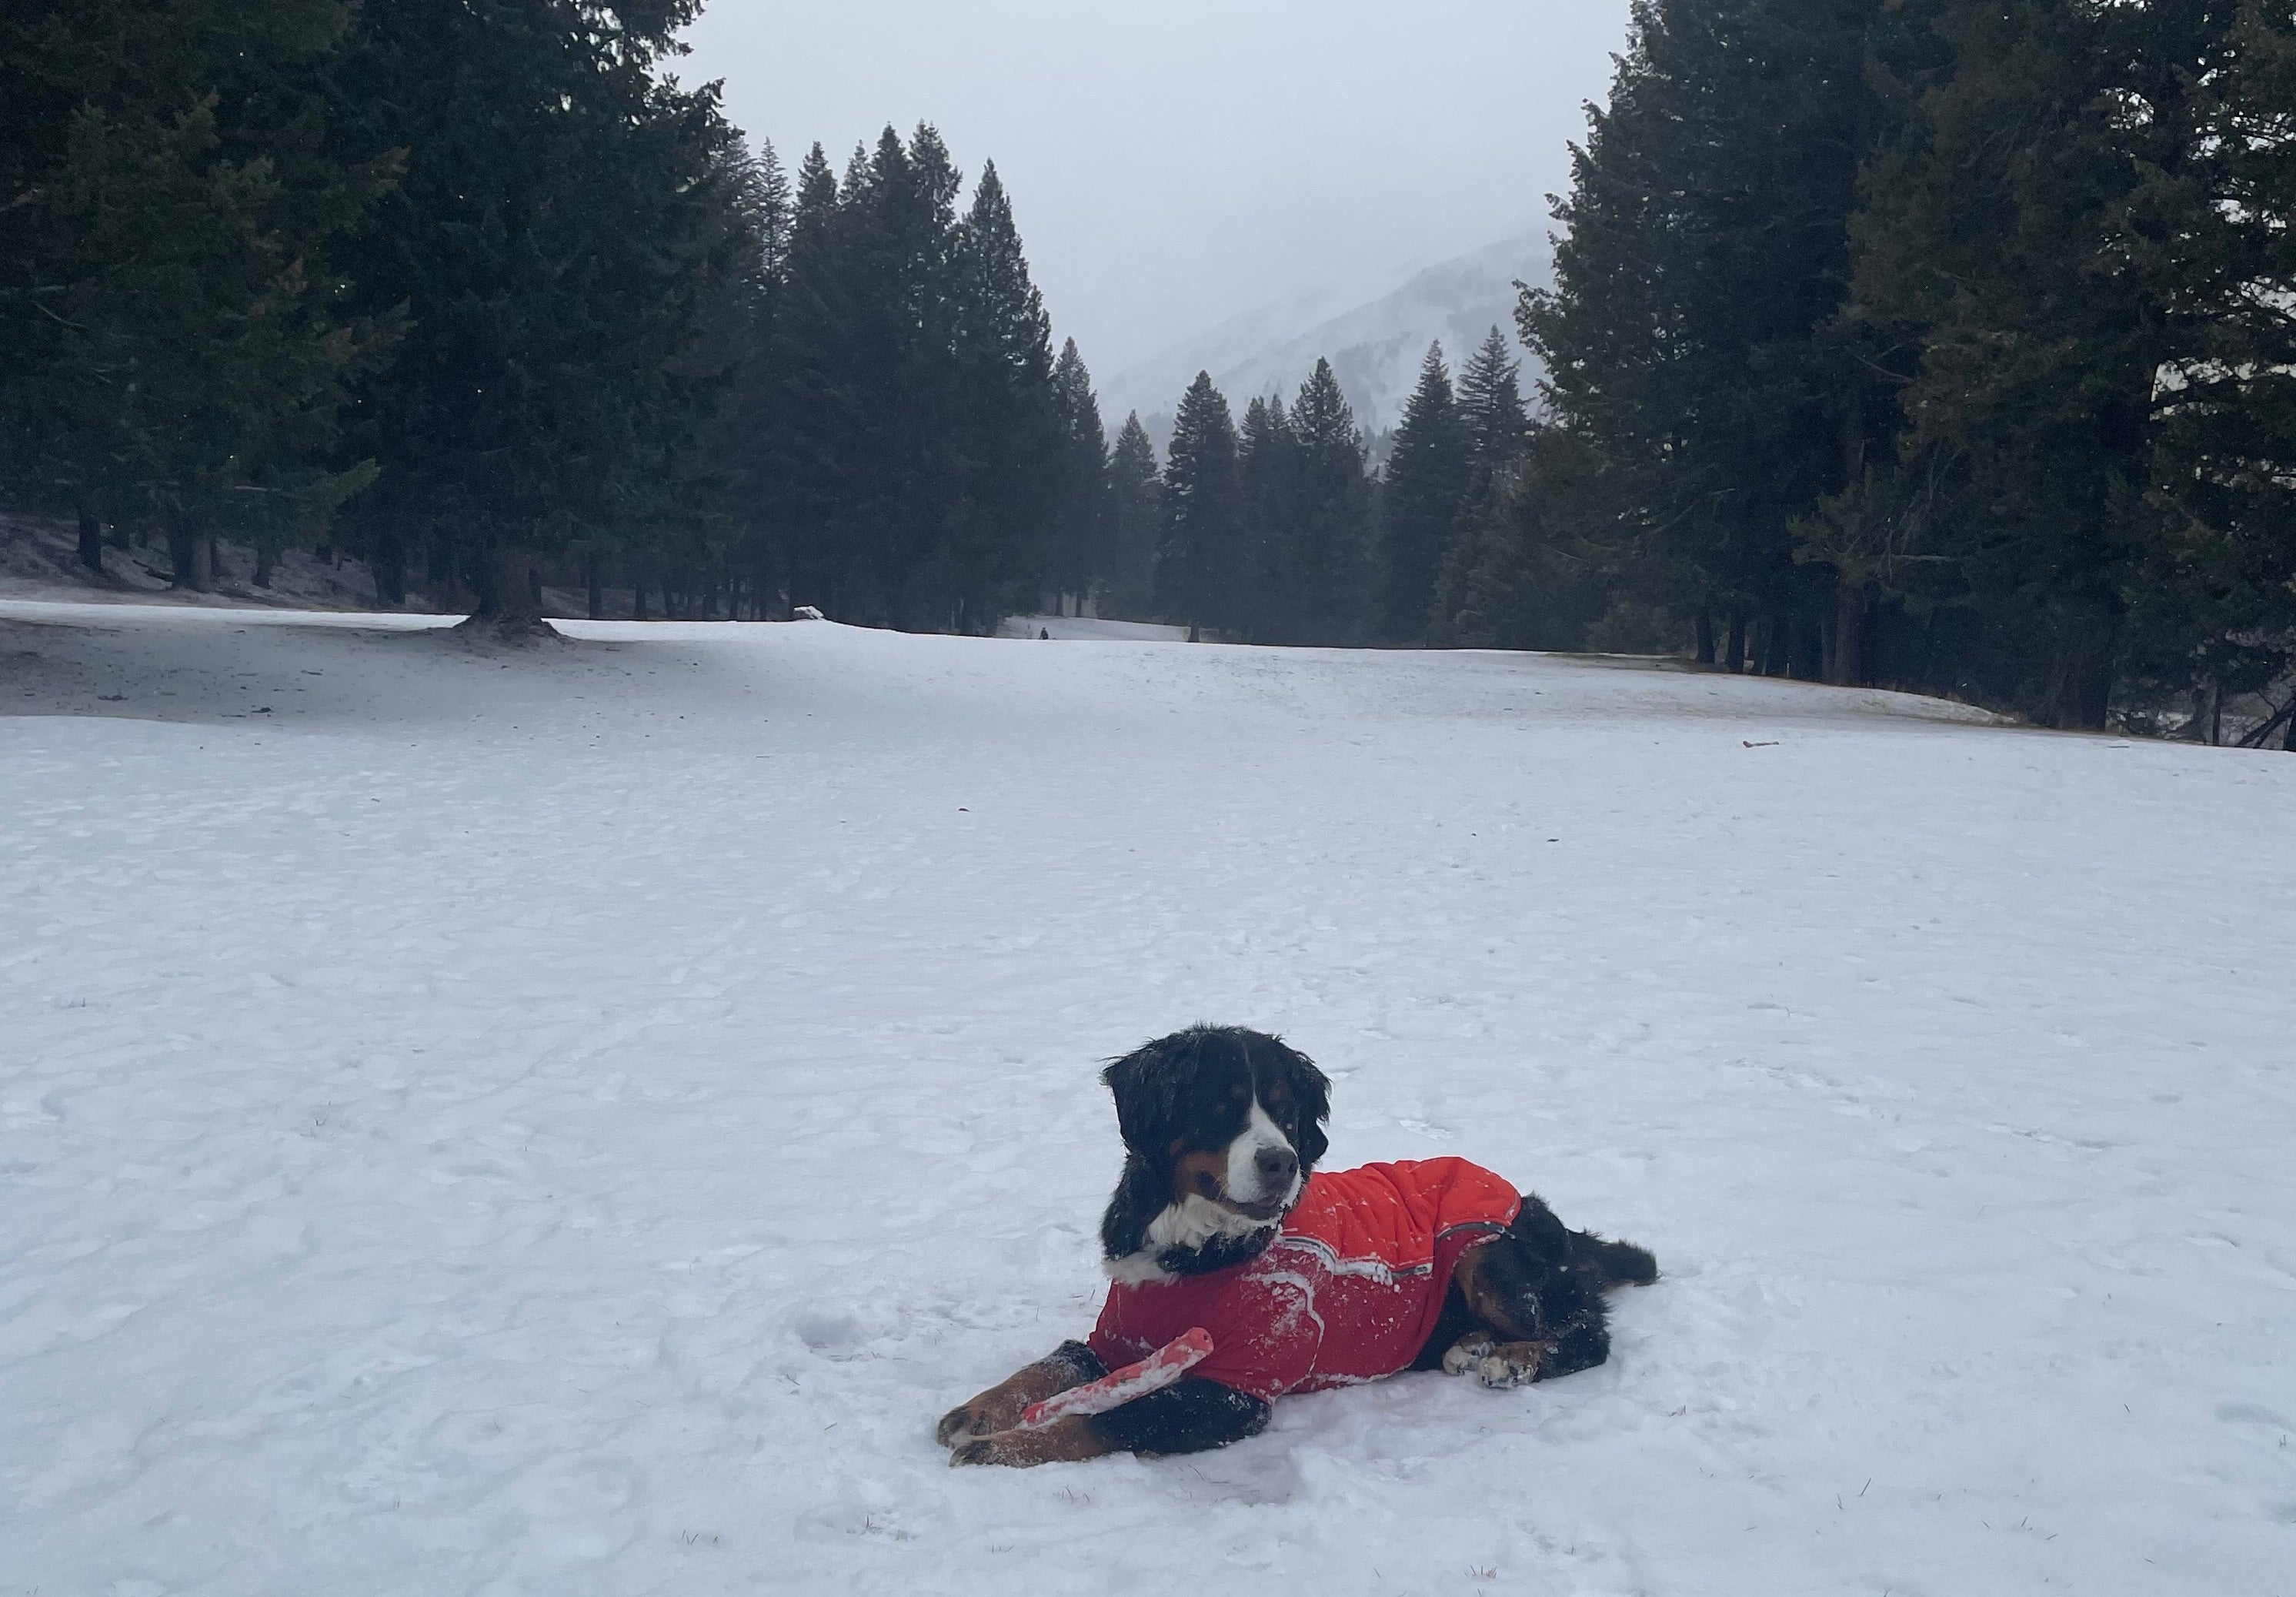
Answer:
[3,600,2294,1596]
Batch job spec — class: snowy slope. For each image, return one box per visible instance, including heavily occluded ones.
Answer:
[4,601,2294,1597]
[1103,232,1550,446]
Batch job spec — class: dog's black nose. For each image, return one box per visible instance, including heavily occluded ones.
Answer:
[1255,1146,1298,1187]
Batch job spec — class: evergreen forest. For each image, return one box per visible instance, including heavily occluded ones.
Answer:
[5,0,2294,740]
[2,0,1089,633]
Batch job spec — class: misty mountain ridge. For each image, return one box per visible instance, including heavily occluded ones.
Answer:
[1104,232,1553,459]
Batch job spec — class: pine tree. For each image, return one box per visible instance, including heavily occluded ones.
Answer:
[753,141,794,285]
[1431,426,1612,650]
[834,125,964,626]
[0,0,396,586]
[1156,373,1243,633]
[1236,394,1297,639]
[1850,0,2245,726]
[943,155,1058,630]
[1046,339,1108,612]
[676,133,794,622]
[1455,329,1530,490]
[1523,0,1925,676]
[2138,1,2296,740]
[1102,413,1161,619]
[768,142,859,613]
[328,0,744,632]
[1378,344,1470,642]
[1276,359,1373,643]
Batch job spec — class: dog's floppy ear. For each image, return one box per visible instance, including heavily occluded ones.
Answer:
[1100,1032,1196,1263]
[1100,1155,1166,1261]
[1274,1040,1332,1170]
[1101,1032,1190,1161]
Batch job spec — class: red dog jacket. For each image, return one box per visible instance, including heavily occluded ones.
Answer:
[1089,1158,1522,1402]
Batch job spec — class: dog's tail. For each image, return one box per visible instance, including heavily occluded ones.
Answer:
[1572,1230,1658,1289]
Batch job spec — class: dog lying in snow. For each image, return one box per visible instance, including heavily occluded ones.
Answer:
[936,1025,1657,1466]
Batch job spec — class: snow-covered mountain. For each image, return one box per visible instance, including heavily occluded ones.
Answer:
[1101,232,1553,454]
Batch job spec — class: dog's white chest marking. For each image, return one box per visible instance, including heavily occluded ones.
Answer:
[1107,1098,1307,1283]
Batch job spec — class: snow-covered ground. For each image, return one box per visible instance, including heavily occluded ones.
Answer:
[4,600,2293,1597]
[0,514,446,615]
[995,613,1190,642]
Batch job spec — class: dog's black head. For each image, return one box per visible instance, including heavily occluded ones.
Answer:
[1098,1025,1332,1280]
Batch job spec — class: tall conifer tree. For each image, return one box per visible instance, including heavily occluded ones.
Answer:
[1,0,395,586]
[1156,373,1243,633]
[1456,329,1530,489]
[328,0,745,631]
[1276,359,1373,643]
[1103,413,1162,619]
[1524,0,1922,675]
[1379,344,1470,641]
[942,155,1057,630]
[1851,0,2252,725]
[1237,394,1297,639]
[1046,339,1108,611]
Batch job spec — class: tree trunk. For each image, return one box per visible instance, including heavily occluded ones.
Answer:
[1827,580,1862,687]
[1762,611,1790,677]
[168,517,207,591]
[2074,646,2115,733]
[369,533,405,606]
[207,533,225,587]
[1787,610,1817,680]
[2044,627,2115,731]
[1724,612,1747,673]
[426,529,456,603]
[457,544,552,639]
[2284,704,2296,753]
[76,511,104,575]
[586,556,603,621]
[255,538,275,590]
[2191,680,2222,745]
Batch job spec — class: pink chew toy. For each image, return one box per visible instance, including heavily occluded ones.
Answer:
[1016,1328,1215,1429]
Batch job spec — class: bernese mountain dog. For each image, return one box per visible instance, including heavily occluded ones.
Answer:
[937,1024,1657,1466]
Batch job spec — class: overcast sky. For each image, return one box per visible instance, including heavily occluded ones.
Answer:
[679,1,1634,379]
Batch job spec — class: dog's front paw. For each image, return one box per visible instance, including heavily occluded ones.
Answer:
[1473,1341,1554,1390]
[1441,1334,1495,1376]
[949,1432,1027,1468]
[949,1417,1112,1468]
[936,1403,992,1446]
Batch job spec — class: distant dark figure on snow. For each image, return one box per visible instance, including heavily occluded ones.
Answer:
[936,1025,1657,1465]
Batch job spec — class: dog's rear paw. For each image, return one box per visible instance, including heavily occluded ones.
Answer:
[1441,1335,1495,1376]
[1474,1341,1553,1390]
